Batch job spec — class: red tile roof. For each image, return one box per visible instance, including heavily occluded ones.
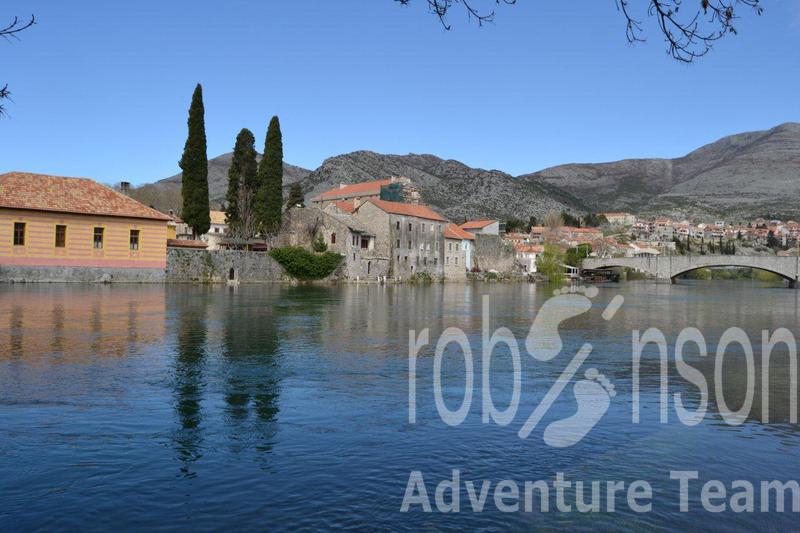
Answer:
[167,238,207,249]
[361,198,448,222]
[444,223,476,240]
[0,172,170,220]
[332,200,356,214]
[460,219,496,230]
[313,179,393,201]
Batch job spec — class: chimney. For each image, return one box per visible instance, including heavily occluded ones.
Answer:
[120,181,131,194]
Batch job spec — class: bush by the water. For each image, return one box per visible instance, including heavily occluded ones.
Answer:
[269,246,343,280]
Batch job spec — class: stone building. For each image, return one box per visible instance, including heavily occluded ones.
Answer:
[279,207,389,279]
[310,176,419,211]
[460,219,501,236]
[443,223,475,280]
[0,172,170,282]
[352,199,448,280]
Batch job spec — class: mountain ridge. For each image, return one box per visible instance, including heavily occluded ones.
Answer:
[140,122,800,221]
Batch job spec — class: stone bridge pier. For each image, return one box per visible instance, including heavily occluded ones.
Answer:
[582,255,800,288]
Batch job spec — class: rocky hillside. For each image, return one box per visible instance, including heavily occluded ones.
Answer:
[521,122,800,219]
[298,151,585,221]
[130,153,310,214]
[141,122,800,221]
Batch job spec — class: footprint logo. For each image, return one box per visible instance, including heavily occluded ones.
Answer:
[543,368,616,448]
[526,285,599,361]
[519,285,625,446]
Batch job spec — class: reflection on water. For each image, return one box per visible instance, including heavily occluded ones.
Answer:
[0,281,799,529]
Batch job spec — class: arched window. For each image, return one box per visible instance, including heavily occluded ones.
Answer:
[331,232,336,244]
[228,268,235,281]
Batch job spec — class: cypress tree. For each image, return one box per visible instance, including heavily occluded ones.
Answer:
[286,183,304,209]
[225,128,258,231]
[256,116,284,234]
[179,83,210,237]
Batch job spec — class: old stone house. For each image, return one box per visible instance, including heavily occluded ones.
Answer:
[443,224,476,280]
[352,199,448,280]
[280,206,389,279]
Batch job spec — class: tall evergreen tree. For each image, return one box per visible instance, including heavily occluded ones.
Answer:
[225,128,258,231]
[179,83,210,237]
[256,116,284,234]
[286,183,304,209]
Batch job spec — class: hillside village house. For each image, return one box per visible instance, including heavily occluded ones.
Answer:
[460,219,500,236]
[444,223,475,279]
[514,244,543,273]
[600,212,636,226]
[353,198,448,279]
[310,176,420,210]
[0,172,169,281]
[200,210,228,250]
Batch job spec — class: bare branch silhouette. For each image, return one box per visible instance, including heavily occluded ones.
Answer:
[397,1,763,62]
[1,14,35,117]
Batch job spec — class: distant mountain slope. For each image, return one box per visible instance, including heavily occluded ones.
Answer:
[131,153,310,213]
[299,151,584,221]
[141,122,800,220]
[521,123,800,218]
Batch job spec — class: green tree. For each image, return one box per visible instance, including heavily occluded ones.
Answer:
[256,116,284,234]
[536,243,566,285]
[566,243,592,267]
[286,183,305,209]
[179,83,210,236]
[225,129,258,232]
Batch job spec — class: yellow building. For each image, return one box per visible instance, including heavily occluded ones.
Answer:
[0,172,170,281]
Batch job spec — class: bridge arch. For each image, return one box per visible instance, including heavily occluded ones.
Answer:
[582,255,800,288]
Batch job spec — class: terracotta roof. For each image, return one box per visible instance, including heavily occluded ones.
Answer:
[210,210,227,225]
[460,219,496,230]
[0,172,170,220]
[444,223,476,240]
[514,244,543,253]
[362,198,447,222]
[332,200,355,214]
[312,179,393,201]
[167,238,207,249]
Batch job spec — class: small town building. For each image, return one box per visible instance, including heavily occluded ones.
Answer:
[311,177,420,211]
[444,223,476,279]
[514,243,543,273]
[601,212,636,226]
[0,172,169,281]
[353,199,447,279]
[460,219,500,236]
[200,210,228,250]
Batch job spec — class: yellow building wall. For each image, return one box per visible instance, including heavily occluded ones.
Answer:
[0,209,167,269]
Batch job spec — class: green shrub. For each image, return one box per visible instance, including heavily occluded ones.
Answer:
[409,271,434,284]
[311,235,328,253]
[269,246,343,280]
[536,243,566,286]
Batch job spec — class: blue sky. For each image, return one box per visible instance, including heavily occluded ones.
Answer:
[2,1,799,184]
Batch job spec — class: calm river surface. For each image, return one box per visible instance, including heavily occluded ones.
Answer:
[1,281,799,530]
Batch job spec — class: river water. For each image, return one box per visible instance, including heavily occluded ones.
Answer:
[1,281,798,530]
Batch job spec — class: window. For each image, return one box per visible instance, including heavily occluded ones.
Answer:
[396,239,400,248]
[93,227,104,249]
[214,227,220,233]
[129,229,140,251]
[353,235,358,246]
[408,223,412,232]
[55,225,66,248]
[422,223,426,232]
[423,257,427,266]
[404,256,408,263]
[455,257,459,265]
[434,257,438,266]
[446,257,450,265]
[408,240,412,249]
[331,232,336,244]
[13,222,25,246]
[396,221,400,230]
[360,237,369,249]
[448,242,452,251]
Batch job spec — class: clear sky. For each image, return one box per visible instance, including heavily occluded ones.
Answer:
[2,1,799,184]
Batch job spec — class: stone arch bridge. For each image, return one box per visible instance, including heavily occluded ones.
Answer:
[582,255,800,287]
